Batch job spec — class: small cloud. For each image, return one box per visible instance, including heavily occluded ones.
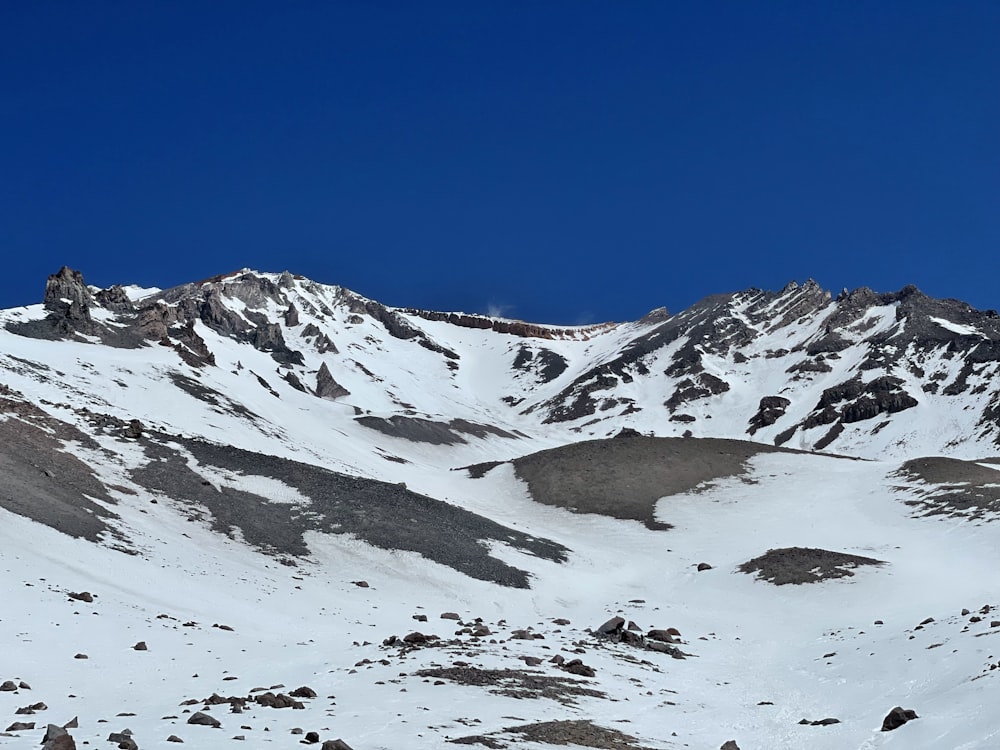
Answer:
[486,302,513,318]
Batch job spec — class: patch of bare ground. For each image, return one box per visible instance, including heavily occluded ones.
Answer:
[509,436,799,530]
[739,546,885,585]
[893,456,1000,520]
[449,719,660,749]
[414,666,605,705]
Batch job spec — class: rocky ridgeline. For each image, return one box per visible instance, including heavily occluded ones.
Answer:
[539,279,1000,450]
[9,267,1000,455]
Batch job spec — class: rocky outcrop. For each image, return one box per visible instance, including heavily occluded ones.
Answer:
[94,285,135,313]
[43,267,93,317]
[315,363,350,400]
[748,396,790,434]
[402,308,614,340]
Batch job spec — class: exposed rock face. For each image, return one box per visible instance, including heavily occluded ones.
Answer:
[94,285,135,313]
[748,396,790,434]
[315,363,350,399]
[403,308,614,340]
[44,267,93,318]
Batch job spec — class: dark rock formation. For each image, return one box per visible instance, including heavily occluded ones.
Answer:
[95,285,136,313]
[186,711,221,727]
[881,706,918,731]
[748,396,790,434]
[315,363,350,399]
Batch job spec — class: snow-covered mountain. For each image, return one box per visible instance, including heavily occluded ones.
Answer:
[3,267,1000,749]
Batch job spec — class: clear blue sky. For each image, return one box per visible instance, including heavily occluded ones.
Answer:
[2,2,998,323]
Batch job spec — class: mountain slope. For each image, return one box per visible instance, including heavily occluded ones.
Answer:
[2,267,1000,749]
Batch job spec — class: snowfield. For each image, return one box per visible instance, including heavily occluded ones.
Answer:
[3,268,1000,749]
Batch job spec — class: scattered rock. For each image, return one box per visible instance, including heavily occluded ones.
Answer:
[595,616,625,636]
[41,724,74,750]
[289,686,317,699]
[304,730,320,743]
[68,592,94,603]
[321,741,354,750]
[720,742,741,750]
[253,692,304,709]
[561,659,596,677]
[166,736,184,743]
[5,722,34,731]
[647,629,677,643]
[440,612,461,620]
[697,562,713,571]
[186,712,221,728]
[352,581,369,588]
[0,680,17,691]
[133,641,148,651]
[881,706,918,731]
[43,734,76,750]
[73,654,88,660]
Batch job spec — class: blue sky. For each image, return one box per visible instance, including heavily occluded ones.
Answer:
[2,2,998,323]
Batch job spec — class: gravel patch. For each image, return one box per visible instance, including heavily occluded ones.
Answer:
[450,719,660,749]
[739,546,885,585]
[131,433,567,587]
[894,456,1000,520]
[508,436,796,530]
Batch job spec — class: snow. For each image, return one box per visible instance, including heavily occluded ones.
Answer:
[2,271,1000,748]
[930,316,980,337]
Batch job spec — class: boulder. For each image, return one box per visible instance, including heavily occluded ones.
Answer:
[41,724,71,746]
[647,629,678,643]
[186,712,221,728]
[43,735,76,750]
[562,659,596,677]
[881,706,918,731]
[595,616,625,636]
[720,742,741,750]
[320,740,354,750]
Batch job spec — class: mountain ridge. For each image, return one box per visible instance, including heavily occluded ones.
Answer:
[6,265,1000,462]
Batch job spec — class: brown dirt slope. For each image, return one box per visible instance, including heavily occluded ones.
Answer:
[510,436,800,530]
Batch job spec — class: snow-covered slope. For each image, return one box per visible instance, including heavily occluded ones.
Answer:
[2,267,1000,749]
